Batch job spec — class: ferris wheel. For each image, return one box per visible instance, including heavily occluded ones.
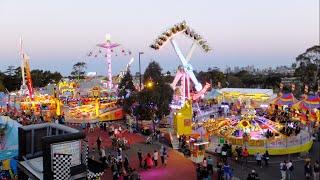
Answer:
[150,21,212,105]
[87,34,133,89]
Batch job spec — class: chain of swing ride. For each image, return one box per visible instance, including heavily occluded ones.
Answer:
[87,45,132,58]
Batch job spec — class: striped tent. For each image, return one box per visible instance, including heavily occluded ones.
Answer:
[270,93,297,107]
[295,95,320,110]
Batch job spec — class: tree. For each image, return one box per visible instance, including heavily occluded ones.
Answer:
[71,62,87,80]
[2,66,21,91]
[31,70,62,88]
[294,45,320,92]
[118,70,136,114]
[143,61,162,84]
[4,66,15,76]
[197,69,226,87]
[137,61,173,120]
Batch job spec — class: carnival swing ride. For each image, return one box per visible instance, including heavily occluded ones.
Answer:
[61,34,134,123]
[87,33,133,89]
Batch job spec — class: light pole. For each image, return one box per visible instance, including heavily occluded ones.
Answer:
[138,52,144,91]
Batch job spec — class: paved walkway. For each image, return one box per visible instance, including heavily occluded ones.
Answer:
[85,127,197,180]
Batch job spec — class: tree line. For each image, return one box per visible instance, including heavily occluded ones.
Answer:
[0,66,62,92]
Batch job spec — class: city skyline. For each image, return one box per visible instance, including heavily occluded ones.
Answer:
[0,0,319,76]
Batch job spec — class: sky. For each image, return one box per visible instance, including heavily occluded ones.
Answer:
[0,0,319,76]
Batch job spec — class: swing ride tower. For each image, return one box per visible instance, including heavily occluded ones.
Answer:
[96,34,120,89]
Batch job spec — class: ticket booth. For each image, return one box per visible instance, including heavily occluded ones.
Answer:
[173,100,193,136]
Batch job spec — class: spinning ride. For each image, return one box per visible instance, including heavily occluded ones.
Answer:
[150,21,212,107]
[203,107,313,155]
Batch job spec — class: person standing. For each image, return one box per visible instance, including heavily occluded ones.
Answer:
[255,152,262,168]
[286,160,293,180]
[96,136,102,151]
[207,156,214,175]
[196,163,202,180]
[163,147,168,166]
[216,161,223,180]
[263,150,270,166]
[305,161,312,180]
[221,145,228,162]
[137,149,143,168]
[223,162,232,180]
[160,146,165,165]
[280,160,287,180]
[153,150,159,167]
[124,155,129,171]
[146,153,153,169]
[215,144,222,158]
[313,160,319,180]
[242,148,249,165]
[100,147,106,165]
[202,157,207,169]
[247,170,259,180]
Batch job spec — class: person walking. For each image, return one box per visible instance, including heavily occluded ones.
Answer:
[286,160,293,180]
[263,150,270,166]
[255,152,262,168]
[313,160,319,180]
[137,149,143,168]
[280,160,287,180]
[153,150,159,167]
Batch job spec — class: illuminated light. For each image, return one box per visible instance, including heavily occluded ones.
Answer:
[177,112,182,115]
[194,142,209,146]
[146,81,154,88]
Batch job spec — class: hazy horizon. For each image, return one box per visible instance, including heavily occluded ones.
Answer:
[0,0,319,76]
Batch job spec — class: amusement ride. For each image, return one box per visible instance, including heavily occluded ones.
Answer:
[150,21,212,108]
[87,33,133,90]
[19,37,34,97]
